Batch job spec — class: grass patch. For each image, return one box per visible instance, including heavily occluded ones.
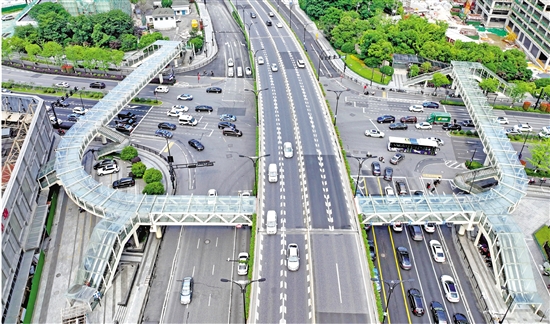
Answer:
[245,214,257,321]
[440,99,466,106]
[339,52,391,85]
[534,225,550,260]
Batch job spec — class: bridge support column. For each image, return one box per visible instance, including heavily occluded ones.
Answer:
[101,135,107,145]
[458,225,466,236]
[158,74,164,84]
[132,231,140,248]
[153,225,163,239]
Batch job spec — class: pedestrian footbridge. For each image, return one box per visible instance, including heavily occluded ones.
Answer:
[358,61,540,314]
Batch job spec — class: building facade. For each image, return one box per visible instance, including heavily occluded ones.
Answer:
[474,0,513,27]
[58,0,131,17]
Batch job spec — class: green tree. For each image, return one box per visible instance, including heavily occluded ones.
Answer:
[534,78,550,89]
[367,40,393,63]
[120,34,138,51]
[380,65,394,77]
[65,45,85,67]
[319,7,343,34]
[28,2,69,20]
[36,11,71,44]
[143,168,163,184]
[25,44,42,62]
[120,146,138,161]
[131,162,147,178]
[91,24,111,48]
[409,64,420,77]
[527,142,550,173]
[188,36,204,52]
[341,42,355,53]
[138,32,167,49]
[509,81,535,107]
[111,49,125,69]
[41,41,64,65]
[14,25,39,44]
[91,10,134,41]
[81,47,101,72]
[431,72,450,92]
[420,61,432,73]
[478,78,499,95]
[142,182,165,195]
[161,0,173,7]
[69,15,94,46]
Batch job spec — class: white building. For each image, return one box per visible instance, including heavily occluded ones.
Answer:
[147,8,177,30]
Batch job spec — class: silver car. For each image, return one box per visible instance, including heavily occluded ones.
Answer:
[180,277,193,305]
[287,243,300,271]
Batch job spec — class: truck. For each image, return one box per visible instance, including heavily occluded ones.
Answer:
[426,112,451,124]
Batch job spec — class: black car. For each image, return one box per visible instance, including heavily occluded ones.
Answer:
[383,167,393,181]
[195,105,213,112]
[158,122,177,130]
[118,118,137,126]
[56,100,70,107]
[408,288,425,316]
[461,120,474,127]
[115,124,133,133]
[377,115,395,123]
[442,123,462,131]
[67,113,79,122]
[113,177,135,189]
[118,111,136,120]
[453,313,469,324]
[390,153,405,165]
[188,139,204,151]
[206,87,222,93]
[371,161,381,176]
[89,82,106,89]
[222,128,243,137]
[389,122,408,130]
[218,121,236,129]
[93,159,117,170]
[396,246,412,270]
[266,20,272,26]
[431,301,448,324]
[423,101,440,109]
[367,240,376,261]
[400,116,418,123]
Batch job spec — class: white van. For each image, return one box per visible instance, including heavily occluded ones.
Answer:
[266,210,277,234]
[178,114,198,126]
[228,67,234,77]
[237,66,243,78]
[268,163,278,183]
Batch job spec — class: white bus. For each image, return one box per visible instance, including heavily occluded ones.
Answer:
[387,136,439,155]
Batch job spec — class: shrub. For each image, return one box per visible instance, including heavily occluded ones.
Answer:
[131,162,147,178]
[523,101,531,111]
[143,168,162,184]
[465,160,483,169]
[142,182,165,194]
[120,146,138,161]
[341,42,355,54]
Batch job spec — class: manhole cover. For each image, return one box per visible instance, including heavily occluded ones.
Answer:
[204,239,211,244]
[56,273,61,278]
[350,113,356,117]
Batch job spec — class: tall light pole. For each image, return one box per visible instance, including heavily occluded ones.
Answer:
[303,22,312,50]
[245,88,269,125]
[238,153,270,195]
[348,153,377,197]
[245,22,254,36]
[518,129,530,160]
[327,89,348,125]
[253,48,264,61]
[220,278,266,324]
[372,278,414,324]
[289,1,293,29]
[165,137,176,191]
[237,5,246,25]
[499,286,516,324]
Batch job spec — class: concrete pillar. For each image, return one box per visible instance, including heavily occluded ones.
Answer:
[458,225,466,236]
[424,80,428,88]
[158,74,164,84]
[132,230,140,248]
[101,135,107,145]
[155,225,163,239]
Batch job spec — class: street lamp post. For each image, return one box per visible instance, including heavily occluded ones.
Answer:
[245,22,254,36]
[165,137,176,191]
[77,87,85,107]
[238,153,270,194]
[327,89,348,125]
[245,88,269,125]
[518,130,530,160]
[289,2,293,29]
[220,278,266,324]
[348,154,377,197]
[303,22,312,50]
[237,5,246,25]
[499,286,516,324]
[372,278,414,324]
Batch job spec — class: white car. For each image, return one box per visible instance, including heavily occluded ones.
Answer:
[55,82,70,88]
[268,11,274,17]
[496,116,509,124]
[505,128,521,135]
[441,275,460,302]
[72,107,88,115]
[271,63,278,72]
[245,67,252,76]
[426,137,444,146]
[513,123,533,132]
[167,110,183,117]
[415,122,432,130]
[287,243,300,271]
[171,105,189,112]
[49,115,62,124]
[283,142,293,158]
[257,56,265,65]
[430,240,445,263]
[385,186,395,196]
[365,129,385,138]
[237,252,249,275]
[155,85,169,93]
[409,105,424,112]
[424,223,436,233]
[97,163,119,176]
[208,189,217,205]
[177,94,193,101]
[296,60,305,68]
[393,222,403,232]
[228,58,234,67]
[276,22,283,28]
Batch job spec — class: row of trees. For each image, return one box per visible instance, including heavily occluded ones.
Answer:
[479,77,550,107]
[299,0,401,21]
[316,8,532,82]
[121,146,166,195]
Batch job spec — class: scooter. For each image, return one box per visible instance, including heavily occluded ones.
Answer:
[528,178,536,185]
